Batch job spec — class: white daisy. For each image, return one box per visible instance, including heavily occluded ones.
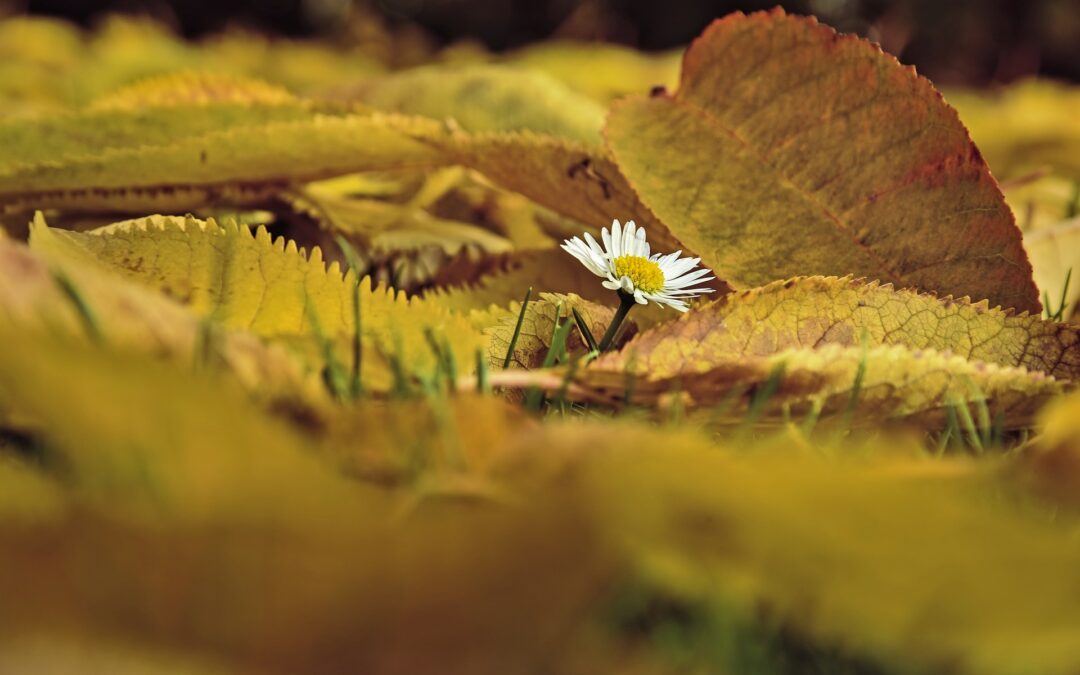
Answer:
[561,219,715,313]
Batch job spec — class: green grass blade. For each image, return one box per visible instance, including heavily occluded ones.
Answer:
[335,235,365,398]
[51,269,103,343]
[502,286,533,369]
[525,310,575,411]
[952,398,984,454]
[741,362,786,429]
[305,302,349,401]
[841,331,870,428]
[572,307,599,352]
[475,349,490,394]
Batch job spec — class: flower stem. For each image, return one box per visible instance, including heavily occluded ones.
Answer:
[598,292,636,352]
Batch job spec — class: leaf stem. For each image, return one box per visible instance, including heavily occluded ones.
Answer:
[598,292,636,352]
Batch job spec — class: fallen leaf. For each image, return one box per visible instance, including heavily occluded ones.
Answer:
[347,64,606,143]
[30,214,487,390]
[606,10,1039,312]
[605,276,1080,381]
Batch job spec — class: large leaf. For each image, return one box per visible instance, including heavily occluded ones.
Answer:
[347,64,606,143]
[0,101,445,212]
[610,276,1080,381]
[605,10,1039,313]
[29,214,487,389]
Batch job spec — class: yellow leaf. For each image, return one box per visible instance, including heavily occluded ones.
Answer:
[320,394,537,485]
[605,10,1039,313]
[0,456,64,523]
[505,41,681,103]
[89,71,297,109]
[949,79,1080,183]
[0,331,366,528]
[0,234,325,413]
[348,64,606,144]
[570,342,1061,426]
[0,335,609,672]
[0,103,446,213]
[29,214,487,390]
[283,172,513,262]
[607,276,1080,381]
[0,637,239,675]
[581,431,1080,675]
[1024,217,1080,321]
[433,131,684,252]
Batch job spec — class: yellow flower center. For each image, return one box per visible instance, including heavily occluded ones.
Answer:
[613,255,665,294]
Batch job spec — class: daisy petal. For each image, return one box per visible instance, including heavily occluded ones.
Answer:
[634,226,649,258]
[584,231,606,259]
[622,221,635,258]
[610,220,623,259]
[562,239,608,277]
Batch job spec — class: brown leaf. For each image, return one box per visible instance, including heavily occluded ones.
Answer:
[605,9,1039,313]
